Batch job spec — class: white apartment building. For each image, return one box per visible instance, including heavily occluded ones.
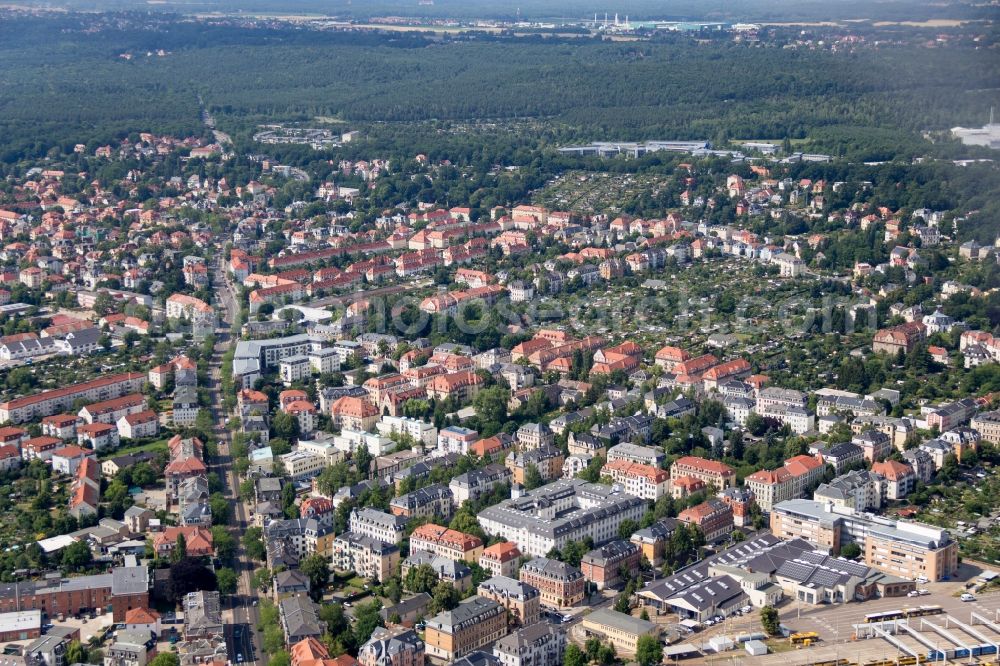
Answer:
[377,415,438,448]
[279,450,326,480]
[279,355,311,385]
[349,507,408,544]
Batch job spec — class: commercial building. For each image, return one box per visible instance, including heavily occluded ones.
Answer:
[517,558,584,609]
[0,565,148,622]
[579,609,658,656]
[770,499,959,581]
[423,597,507,663]
[0,610,41,641]
[477,479,646,557]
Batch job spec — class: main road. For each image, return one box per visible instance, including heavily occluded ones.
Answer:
[205,256,261,666]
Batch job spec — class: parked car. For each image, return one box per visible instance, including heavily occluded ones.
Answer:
[961,593,976,602]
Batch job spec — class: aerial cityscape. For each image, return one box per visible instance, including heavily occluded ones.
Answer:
[0,2,999,666]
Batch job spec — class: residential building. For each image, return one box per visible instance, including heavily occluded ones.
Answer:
[517,558,584,609]
[280,596,323,644]
[814,470,882,511]
[743,455,825,512]
[476,576,540,628]
[493,623,565,666]
[477,479,646,557]
[331,533,400,582]
[437,427,480,456]
[409,524,484,562]
[389,485,454,520]
[402,552,472,592]
[872,322,926,355]
[871,460,917,501]
[629,518,678,566]
[579,541,641,590]
[423,597,507,663]
[677,498,734,542]
[505,446,564,486]
[450,465,512,507]
[669,456,736,490]
[0,372,145,424]
[479,542,522,579]
[599,460,669,500]
[358,627,425,666]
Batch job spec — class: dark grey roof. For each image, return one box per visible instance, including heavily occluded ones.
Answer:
[111,565,148,596]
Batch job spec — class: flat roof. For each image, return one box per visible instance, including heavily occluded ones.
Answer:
[0,611,40,633]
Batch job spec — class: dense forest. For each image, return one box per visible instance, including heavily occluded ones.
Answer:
[1,13,999,165]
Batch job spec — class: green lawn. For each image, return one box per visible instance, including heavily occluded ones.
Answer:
[97,438,170,461]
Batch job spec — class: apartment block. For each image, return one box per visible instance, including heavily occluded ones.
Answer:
[517,558,584,609]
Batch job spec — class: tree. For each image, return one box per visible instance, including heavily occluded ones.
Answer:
[61,540,92,571]
[149,654,179,666]
[300,553,331,600]
[523,464,544,490]
[272,411,300,441]
[352,600,384,648]
[618,518,639,541]
[211,527,236,561]
[171,534,187,563]
[840,542,861,559]
[473,386,508,433]
[217,568,238,595]
[614,592,631,613]
[243,527,267,561]
[563,644,586,666]
[585,638,603,663]
[251,568,273,592]
[167,558,217,602]
[210,493,231,525]
[268,652,291,666]
[430,581,460,614]
[761,605,781,636]
[263,625,285,654]
[636,635,663,666]
[404,563,439,593]
[383,576,403,604]
[66,641,87,666]
[597,643,617,666]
